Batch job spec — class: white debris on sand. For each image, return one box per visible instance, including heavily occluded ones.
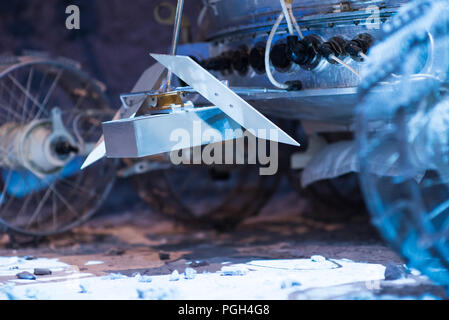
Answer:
[1,257,436,300]
[101,273,127,280]
[246,258,337,271]
[137,286,179,300]
[169,270,180,281]
[84,261,104,266]
[78,284,89,294]
[281,279,301,289]
[410,268,421,276]
[137,275,153,283]
[0,257,68,278]
[220,265,249,276]
[0,284,18,300]
[311,255,327,263]
[184,268,197,280]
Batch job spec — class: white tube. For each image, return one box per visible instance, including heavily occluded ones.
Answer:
[287,4,304,39]
[359,52,369,61]
[265,13,289,89]
[330,55,361,79]
[280,0,294,35]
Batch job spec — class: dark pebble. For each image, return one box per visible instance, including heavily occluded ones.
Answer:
[384,263,407,280]
[23,255,36,261]
[16,271,36,280]
[159,252,170,260]
[191,261,209,268]
[105,248,126,256]
[34,268,52,276]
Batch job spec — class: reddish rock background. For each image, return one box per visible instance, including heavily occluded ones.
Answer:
[0,0,204,104]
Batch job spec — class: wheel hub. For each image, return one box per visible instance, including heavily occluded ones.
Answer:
[0,108,79,177]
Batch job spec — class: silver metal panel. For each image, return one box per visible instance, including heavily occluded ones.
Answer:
[237,87,358,123]
[82,63,166,169]
[102,118,139,158]
[187,86,358,124]
[103,106,243,158]
[151,54,299,147]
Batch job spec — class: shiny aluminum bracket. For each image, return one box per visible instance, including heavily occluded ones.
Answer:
[81,63,166,168]
[102,105,243,158]
[83,54,300,165]
[151,54,300,147]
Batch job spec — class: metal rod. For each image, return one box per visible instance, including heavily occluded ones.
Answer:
[165,0,185,91]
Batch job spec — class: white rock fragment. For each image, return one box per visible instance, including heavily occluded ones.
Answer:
[410,268,421,276]
[0,257,20,268]
[132,272,152,282]
[137,287,178,300]
[137,275,153,283]
[84,260,104,266]
[24,289,40,299]
[169,270,180,281]
[220,265,249,276]
[78,280,93,294]
[0,284,18,300]
[101,273,127,280]
[78,284,89,294]
[311,255,326,263]
[280,279,302,289]
[184,268,197,280]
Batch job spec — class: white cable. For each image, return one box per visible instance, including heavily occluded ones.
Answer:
[265,13,289,89]
[280,0,294,35]
[330,55,361,79]
[359,52,369,61]
[197,6,208,27]
[287,5,304,39]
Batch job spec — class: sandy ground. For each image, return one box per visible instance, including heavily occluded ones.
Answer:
[0,181,447,300]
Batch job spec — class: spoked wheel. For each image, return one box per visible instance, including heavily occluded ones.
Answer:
[0,55,116,237]
[356,0,449,289]
[133,146,282,230]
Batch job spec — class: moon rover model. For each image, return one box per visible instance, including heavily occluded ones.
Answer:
[2,0,449,290]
